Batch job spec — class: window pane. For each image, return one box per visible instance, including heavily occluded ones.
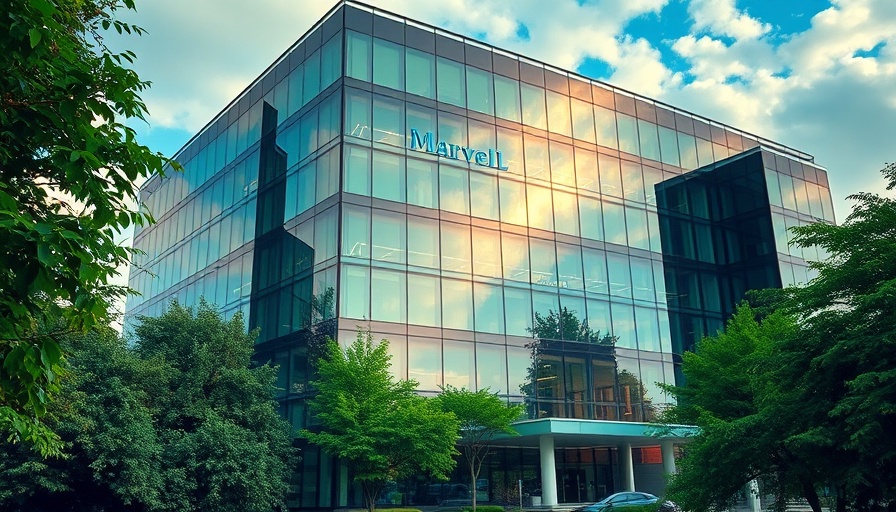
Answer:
[373,38,403,90]
[546,91,571,136]
[407,158,438,209]
[438,111,467,148]
[372,151,406,202]
[527,184,554,232]
[472,227,501,278]
[571,98,596,143]
[303,50,321,104]
[611,302,636,349]
[524,134,549,182]
[344,145,370,195]
[603,201,627,246]
[371,268,406,323]
[441,221,471,273]
[474,283,505,335]
[520,83,547,130]
[346,31,371,81]
[442,280,474,331]
[372,96,403,146]
[658,126,681,167]
[470,172,499,220]
[616,113,639,156]
[575,148,599,192]
[621,161,645,203]
[494,75,521,122]
[340,265,369,319]
[476,342,507,391]
[607,252,632,298]
[598,154,623,198]
[320,35,342,89]
[594,106,618,149]
[468,119,496,153]
[637,120,661,162]
[586,298,612,335]
[443,339,474,388]
[408,216,439,269]
[530,238,557,288]
[499,178,527,226]
[583,247,609,295]
[504,287,533,336]
[408,337,442,390]
[437,57,465,107]
[371,209,406,264]
[553,189,579,236]
[556,243,584,291]
[630,256,654,303]
[497,127,524,175]
[439,165,470,215]
[550,141,575,187]
[579,196,604,241]
[406,48,435,99]
[345,89,371,139]
[466,66,494,115]
[678,132,698,170]
[408,274,441,327]
[502,232,530,283]
[625,206,650,250]
[342,205,370,259]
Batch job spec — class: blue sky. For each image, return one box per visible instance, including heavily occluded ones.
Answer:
[119,0,895,226]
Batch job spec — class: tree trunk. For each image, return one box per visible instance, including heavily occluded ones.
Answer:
[471,463,478,512]
[799,477,822,512]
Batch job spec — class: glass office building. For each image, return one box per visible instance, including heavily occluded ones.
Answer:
[125,1,836,509]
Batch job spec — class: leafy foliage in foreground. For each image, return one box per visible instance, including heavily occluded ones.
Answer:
[434,387,524,512]
[303,329,459,512]
[0,0,173,455]
[663,163,896,512]
[0,302,295,512]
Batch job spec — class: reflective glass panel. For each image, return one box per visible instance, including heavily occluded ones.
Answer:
[571,98,596,143]
[443,339,475,388]
[530,238,558,288]
[502,232,530,283]
[556,243,584,291]
[611,302,636,349]
[470,172,499,220]
[603,201,627,246]
[553,189,579,236]
[520,83,547,130]
[439,165,470,215]
[442,280,474,331]
[372,151,406,202]
[408,274,441,327]
[476,342,507,391]
[408,336,442,390]
[582,247,609,295]
[504,286,533,336]
[371,268,406,323]
[546,90,571,137]
[344,145,370,195]
[340,265,370,319]
[373,38,403,91]
[637,120,661,162]
[607,252,632,298]
[598,154,623,198]
[371,209,406,264]
[441,221,471,273]
[550,141,575,187]
[499,178,527,226]
[494,75,521,122]
[466,66,494,115]
[524,134,549,181]
[579,196,604,242]
[407,216,440,269]
[527,184,554,231]
[342,205,370,259]
[372,96,403,146]
[575,148,599,193]
[471,227,501,278]
[406,48,435,99]
[594,106,618,149]
[437,57,465,107]
[474,283,505,335]
[407,158,438,209]
[346,31,371,81]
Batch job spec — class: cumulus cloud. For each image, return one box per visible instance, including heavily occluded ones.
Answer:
[688,0,771,40]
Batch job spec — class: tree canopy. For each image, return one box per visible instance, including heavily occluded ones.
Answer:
[663,163,896,512]
[433,386,523,512]
[303,329,459,512]
[0,301,296,512]
[1,0,172,455]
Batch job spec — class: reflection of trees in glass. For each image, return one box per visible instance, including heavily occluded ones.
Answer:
[521,307,657,422]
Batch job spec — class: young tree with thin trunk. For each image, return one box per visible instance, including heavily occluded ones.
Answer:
[434,385,524,512]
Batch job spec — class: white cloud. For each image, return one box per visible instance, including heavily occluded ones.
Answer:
[687,0,771,40]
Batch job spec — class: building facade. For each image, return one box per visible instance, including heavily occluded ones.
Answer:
[125,2,836,509]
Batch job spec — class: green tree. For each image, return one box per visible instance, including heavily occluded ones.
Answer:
[303,329,459,512]
[0,301,296,512]
[0,0,172,455]
[765,162,896,511]
[660,305,820,512]
[433,386,524,512]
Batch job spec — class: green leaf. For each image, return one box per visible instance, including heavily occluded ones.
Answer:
[28,28,42,48]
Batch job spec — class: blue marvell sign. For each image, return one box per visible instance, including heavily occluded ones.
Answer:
[409,128,508,171]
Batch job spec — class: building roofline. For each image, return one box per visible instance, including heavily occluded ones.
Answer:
[156,0,821,184]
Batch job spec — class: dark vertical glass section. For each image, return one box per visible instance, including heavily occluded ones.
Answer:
[656,148,782,367]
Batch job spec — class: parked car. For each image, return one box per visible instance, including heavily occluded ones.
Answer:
[576,492,679,511]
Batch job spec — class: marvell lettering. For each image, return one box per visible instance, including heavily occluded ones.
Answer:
[410,128,509,171]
